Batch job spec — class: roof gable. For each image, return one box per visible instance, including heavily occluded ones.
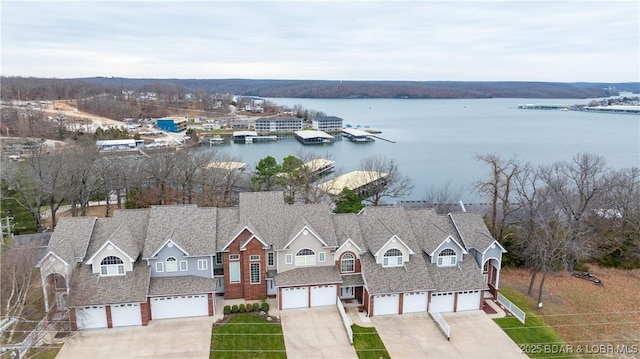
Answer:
[85,240,135,265]
[373,234,415,257]
[429,235,468,257]
[336,238,364,254]
[283,223,328,249]
[151,238,190,258]
[36,251,68,268]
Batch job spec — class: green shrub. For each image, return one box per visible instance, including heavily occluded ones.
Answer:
[223,305,231,315]
[231,304,238,313]
[261,302,269,312]
[239,304,246,313]
[253,303,260,312]
[574,259,590,272]
[246,303,253,312]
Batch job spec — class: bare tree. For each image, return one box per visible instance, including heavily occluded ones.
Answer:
[474,153,523,242]
[423,181,464,214]
[539,153,608,269]
[173,148,220,204]
[359,156,413,206]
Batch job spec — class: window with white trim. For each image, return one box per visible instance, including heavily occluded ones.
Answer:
[267,252,274,266]
[483,260,489,273]
[100,256,125,276]
[318,252,326,262]
[179,260,188,271]
[155,261,164,272]
[341,253,355,273]
[197,259,207,271]
[295,248,316,265]
[230,262,240,283]
[166,257,177,272]
[216,253,223,265]
[437,248,457,267]
[382,248,403,267]
[285,254,293,264]
[229,254,240,260]
[250,255,260,261]
[250,263,260,284]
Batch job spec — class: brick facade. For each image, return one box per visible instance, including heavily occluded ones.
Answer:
[224,229,267,300]
[106,305,113,328]
[141,299,151,325]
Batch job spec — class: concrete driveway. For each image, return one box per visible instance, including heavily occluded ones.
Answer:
[280,306,357,359]
[372,311,526,358]
[55,316,214,358]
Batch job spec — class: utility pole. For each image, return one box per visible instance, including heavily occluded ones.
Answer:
[2,216,14,239]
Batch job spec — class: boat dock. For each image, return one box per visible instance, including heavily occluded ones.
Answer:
[517,103,570,110]
[233,131,278,143]
[342,128,374,143]
[294,130,335,144]
[317,170,388,196]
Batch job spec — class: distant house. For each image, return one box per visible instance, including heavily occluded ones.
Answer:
[312,116,343,132]
[38,191,505,330]
[156,118,187,133]
[255,117,303,133]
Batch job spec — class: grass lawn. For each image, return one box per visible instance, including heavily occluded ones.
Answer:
[351,324,391,359]
[495,287,576,358]
[210,314,286,359]
[26,347,61,359]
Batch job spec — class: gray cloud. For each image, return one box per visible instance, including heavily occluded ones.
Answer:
[2,1,638,81]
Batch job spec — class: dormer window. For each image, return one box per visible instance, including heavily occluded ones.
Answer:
[166,257,178,272]
[100,256,125,276]
[295,248,316,266]
[437,248,457,267]
[383,249,403,267]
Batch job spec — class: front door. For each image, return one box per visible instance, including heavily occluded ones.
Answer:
[340,286,354,299]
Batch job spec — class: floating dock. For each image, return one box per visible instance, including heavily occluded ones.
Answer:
[304,159,335,177]
[233,131,278,143]
[342,128,375,143]
[294,130,335,144]
[317,170,388,196]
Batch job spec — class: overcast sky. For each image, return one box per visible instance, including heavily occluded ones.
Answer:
[2,1,638,82]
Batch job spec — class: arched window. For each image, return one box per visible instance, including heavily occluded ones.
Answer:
[437,248,457,266]
[295,248,316,265]
[383,248,403,267]
[166,257,178,272]
[100,256,125,276]
[341,253,355,273]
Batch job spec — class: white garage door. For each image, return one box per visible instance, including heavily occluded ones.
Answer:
[77,305,108,330]
[111,303,142,327]
[373,294,399,316]
[403,292,428,314]
[430,292,455,313]
[281,287,309,309]
[151,294,209,320]
[310,285,336,307]
[457,290,481,311]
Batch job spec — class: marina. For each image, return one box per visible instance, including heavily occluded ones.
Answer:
[233,131,278,143]
[294,130,335,144]
[342,128,375,143]
[317,170,388,196]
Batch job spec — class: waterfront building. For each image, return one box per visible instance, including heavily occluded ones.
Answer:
[294,130,335,144]
[255,116,303,133]
[156,118,187,133]
[312,116,343,132]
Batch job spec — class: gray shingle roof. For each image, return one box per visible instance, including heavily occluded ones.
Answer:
[341,273,364,286]
[69,261,150,306]
[333,214,365,252]
[357,206,419,255]
[428,255,488,292]
[142,205,217,258]
[406,209,462,255]
[273,266,342,286]
[85,217,142,262]
[148,276,217,296]
[448,212,495,252]
[216,208,240,251]
[359,253,434,295]
[47,217,97,264]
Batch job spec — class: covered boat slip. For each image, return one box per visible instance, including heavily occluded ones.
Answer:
[317,170,388,196]
[342,128,375,142]
[294,130,335,144]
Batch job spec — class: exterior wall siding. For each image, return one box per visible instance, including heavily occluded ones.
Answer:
[278,230,332,273]
[375,239,410,265]
[149,245,213,278]
[90,245,133,274]
[431,239,464,265]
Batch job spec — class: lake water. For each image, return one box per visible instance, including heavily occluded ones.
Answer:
[210,97,640,202]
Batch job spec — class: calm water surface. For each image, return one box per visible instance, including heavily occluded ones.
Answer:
[210,97,640,202]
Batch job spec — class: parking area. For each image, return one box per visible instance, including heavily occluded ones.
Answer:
[372,310,526,358]
[55,316,214,359]
[280,306,357,359]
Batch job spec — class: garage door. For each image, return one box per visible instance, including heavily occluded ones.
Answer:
[281,287,309,309]
[403,292,428,314]
[77,305,107,330]
[373,294,399,316]
[430,292,454,313]
[457,290,481,311]
[310,285,336,307]
[151,294,209,320]
[111,303,142,327]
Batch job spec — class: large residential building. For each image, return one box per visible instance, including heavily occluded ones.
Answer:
[156,118,187,133]
[254,117,303,133]
[312,116,343,132]
[38,191,504,330]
